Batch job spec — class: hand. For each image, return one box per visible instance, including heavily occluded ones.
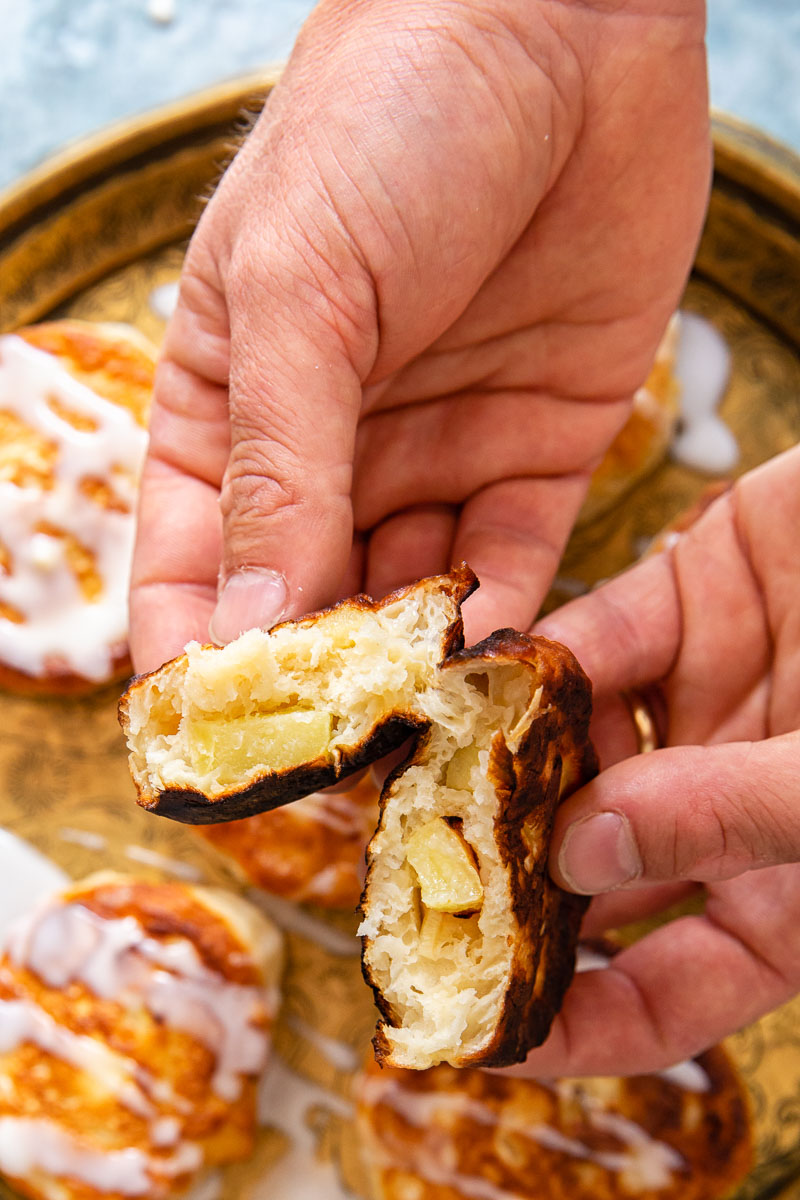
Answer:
[129,0,710,673]
[510,445,800,1078]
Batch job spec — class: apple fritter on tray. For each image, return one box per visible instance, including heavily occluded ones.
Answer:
[356,1051,753,1200]
[0,872,282,1200]
[0,321,155,694]
[120,566,596,1071]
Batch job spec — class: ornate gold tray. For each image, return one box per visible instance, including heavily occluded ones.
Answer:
[1,74,799,1200]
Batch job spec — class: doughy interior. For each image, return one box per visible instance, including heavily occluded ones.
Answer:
[125,587,459,797]
[359,662,540,1068]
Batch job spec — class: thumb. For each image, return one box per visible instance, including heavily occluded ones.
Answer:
[550,733,800,893]
[206,205,374,643]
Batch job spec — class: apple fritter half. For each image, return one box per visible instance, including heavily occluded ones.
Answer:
[119,565,478,823]
[360,629,596,1069]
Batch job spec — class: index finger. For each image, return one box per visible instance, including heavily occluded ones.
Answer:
[129,302,231,673]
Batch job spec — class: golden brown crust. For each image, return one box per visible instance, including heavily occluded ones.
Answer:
[119,565,477,823]
[357,1050,753,1200]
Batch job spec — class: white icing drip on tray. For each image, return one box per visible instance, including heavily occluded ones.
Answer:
[148,280,180,319]
[0,830,68,947]
[123,843,204,882]
[59,826,108,852]
[247,889,360,958]
[257,1054,353,1200]
[0,335,148,681]
[287,1015,360,1074]
[672,312,739,473]
[7,898,271,1101]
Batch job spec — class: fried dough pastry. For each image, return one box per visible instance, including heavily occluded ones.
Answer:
[196,774,380,908]
[0,321,155,694]
[0,871,282,1200]
[120,566,478,823]
[578,314,680,527]
[121,566,597,1070]
[357,1051,752,1200]
[360,628,595,1069]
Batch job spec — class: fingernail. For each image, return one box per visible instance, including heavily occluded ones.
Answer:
[208,568,289,645]
[558,812,642,894]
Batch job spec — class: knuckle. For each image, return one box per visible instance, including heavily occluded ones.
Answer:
[220,442,304,526]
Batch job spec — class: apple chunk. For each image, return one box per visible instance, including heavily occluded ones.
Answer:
[406,817,484,915]
[187,710,333,783]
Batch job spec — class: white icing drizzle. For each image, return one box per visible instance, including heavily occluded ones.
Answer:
[257,1054,353,1200]
[287,1015,360,1074]
[0,1117,201,1195]
[148,280,180,319]
[0,830,68,947]
[0,996,155,1118]
[7,898,271,1101]
[0,335,148,681]
[124,843,204,882]
[247,889,360,958]
[672,312,739,473]
[554,1093,684,1191]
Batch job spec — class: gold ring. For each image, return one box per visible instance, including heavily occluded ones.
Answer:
[623,690,660,754]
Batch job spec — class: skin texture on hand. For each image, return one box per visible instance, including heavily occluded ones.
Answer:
[507,444,800,1077]
[129,0,710,673]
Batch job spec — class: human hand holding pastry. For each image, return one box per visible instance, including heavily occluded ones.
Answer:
[129,0,710,673]
[513,443,800,1077]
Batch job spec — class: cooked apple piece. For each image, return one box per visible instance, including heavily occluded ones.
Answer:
[187,710,333,783]
[445,743,481,790]
[406,817,484,915]
[417,909,480,959]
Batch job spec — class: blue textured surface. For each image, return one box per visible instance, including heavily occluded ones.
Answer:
[1,0,798,191]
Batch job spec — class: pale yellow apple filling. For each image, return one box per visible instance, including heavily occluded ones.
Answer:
[186,709,333,786]
[406,816,484,916]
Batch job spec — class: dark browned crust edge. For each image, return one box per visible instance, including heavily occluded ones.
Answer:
[140,712,426,825]
[364,629,597,1069]
[119,564,477,823]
